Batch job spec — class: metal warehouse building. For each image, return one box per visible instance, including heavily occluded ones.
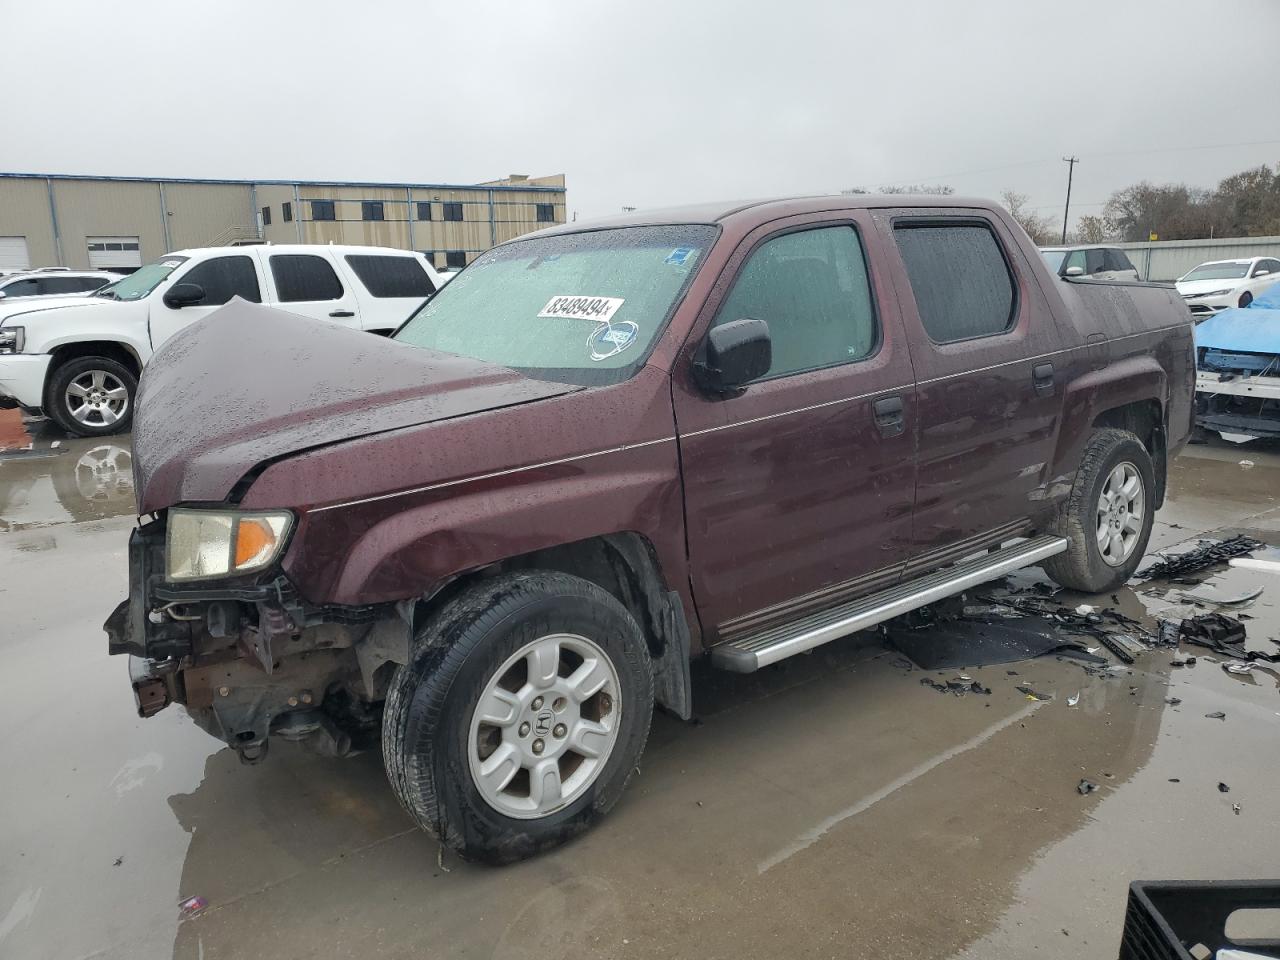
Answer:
[0,172,566,273]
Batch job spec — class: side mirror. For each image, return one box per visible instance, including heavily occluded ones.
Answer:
[694,318,772,394]
[1064,266,1085,277]
[162,282,205,309]
[1255,269,1270,277]
[0,291,7,300]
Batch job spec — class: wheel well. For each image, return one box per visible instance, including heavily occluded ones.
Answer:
[420,533,693,718]
[1091,399,1167,507]
[48,341,142,379]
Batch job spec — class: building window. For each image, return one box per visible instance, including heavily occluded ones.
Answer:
[311,200,336,221]
[417,202,433,221]
[536,203,555,222]
[362,201,385,222]
[282,202,293,223]
[443,202,464,222]
[445,250,467,269]
[261,206,271,227]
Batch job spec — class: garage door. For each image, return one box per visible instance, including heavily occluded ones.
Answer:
[87,237,142,270]
[0,237,30,272]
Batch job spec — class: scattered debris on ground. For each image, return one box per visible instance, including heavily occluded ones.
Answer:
[179,896,207,919]
[1181,612,1280,663]
[1218,782,1230,793]
[1078,779,1099,795]
[1205,711,1227,720]
[1017,685,1053,701]
[1137,536,1265,580]
[1177,586,1265,606]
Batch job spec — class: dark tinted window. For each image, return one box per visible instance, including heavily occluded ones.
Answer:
[1105,248,1135,273]
[417,202,432,221]
[1252,259,1280,277]
[361,201,384,222]
[445,250,467,268]
[39,276,102,295]
[261,205,271,226]
[345,255,436,298]
[536,203,555,222]
[1,278,39,297]
[269,254,344,302]
[443,202,463,222]
[894,222,1015,343]
[714,225,877,377]
[1085,248,1106,274]
[282,202,293,223]
[177,256,262,305]
[311,200,336,221]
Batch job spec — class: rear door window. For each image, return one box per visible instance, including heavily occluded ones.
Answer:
[1106,249,1135,273]
[893,222,1016,343]
[344,255,436,298]
[1085,248,1106,274]
[38,276,95,295]
[269,254,345,302]
[1,278,40,297]
[713,225,877,378]
[177,255,262,305]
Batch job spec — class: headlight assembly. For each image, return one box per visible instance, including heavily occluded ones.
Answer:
[166,509,293,582]
[0,326,24,354]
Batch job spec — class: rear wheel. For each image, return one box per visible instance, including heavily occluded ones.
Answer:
[383,571,653,864]
[1042,428,1155,593]
[46,356,136,437]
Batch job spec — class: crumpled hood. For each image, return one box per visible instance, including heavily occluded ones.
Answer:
[133,299,578,513]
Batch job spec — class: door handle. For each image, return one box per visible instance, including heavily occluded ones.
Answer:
[1032,362,1055,397]
[873,395,905,438]
[329,309,355,318]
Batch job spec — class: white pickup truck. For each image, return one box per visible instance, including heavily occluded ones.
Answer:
[0,244,445,437]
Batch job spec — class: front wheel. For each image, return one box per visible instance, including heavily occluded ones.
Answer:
[383,571,653,864]
[1042,428,1156,593]
[46,356,136,437]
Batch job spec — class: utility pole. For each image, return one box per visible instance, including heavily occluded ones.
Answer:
[1061,156,1079,244]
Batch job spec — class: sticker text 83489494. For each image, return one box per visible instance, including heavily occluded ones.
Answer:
[538,295,625,323]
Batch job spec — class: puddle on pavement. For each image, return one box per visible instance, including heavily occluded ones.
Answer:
[0,418,136,532]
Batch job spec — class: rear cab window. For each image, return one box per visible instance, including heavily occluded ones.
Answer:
[892,220,1016,343]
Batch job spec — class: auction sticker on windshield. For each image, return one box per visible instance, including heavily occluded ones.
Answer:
[538,295,625,323]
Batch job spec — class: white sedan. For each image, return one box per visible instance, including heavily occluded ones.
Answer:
[1175,256,1280,318]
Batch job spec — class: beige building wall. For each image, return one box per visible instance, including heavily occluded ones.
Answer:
[164,182,255,251]
[255,183,298,244]
[0,178,58,266]
[50,180,167,268]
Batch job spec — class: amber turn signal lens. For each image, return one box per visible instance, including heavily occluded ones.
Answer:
[234,517,277,569]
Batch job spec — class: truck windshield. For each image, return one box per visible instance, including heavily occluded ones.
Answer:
[395,225,717,386]
[1183,262,1249,282]
[94,256,189,301]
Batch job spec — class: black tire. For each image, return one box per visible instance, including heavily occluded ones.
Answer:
[45,356,136,437]
[1239,290,1254,308]
[383,571,653,865]
[1042,428,1156,593]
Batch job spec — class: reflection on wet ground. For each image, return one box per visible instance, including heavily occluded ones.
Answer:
[2,425,1280,960]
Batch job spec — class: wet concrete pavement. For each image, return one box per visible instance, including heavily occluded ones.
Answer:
[2,414,1280,960]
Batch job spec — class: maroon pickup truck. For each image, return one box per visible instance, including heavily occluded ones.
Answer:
[106,196,1194,863]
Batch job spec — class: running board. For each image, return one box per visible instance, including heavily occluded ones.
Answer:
[709,535,1069,673]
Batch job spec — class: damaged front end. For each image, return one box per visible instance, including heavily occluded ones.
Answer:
[105,518,410,763]
[1194,292,1280,440]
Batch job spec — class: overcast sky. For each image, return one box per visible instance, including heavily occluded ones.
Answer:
[3,0,1277,228]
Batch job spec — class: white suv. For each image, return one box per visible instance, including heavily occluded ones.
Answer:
[0,244,444,436]
[0,271,117,300]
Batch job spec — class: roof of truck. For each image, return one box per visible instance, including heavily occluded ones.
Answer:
[530,194,997,237]
[164,243,431,258]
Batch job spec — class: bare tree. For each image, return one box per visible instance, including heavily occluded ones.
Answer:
[999,190,1056,245]
[1073,214,1111,244]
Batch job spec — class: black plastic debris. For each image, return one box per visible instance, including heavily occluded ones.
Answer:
[1017,685,1053,701]
[1181,612,1246,652]
[1218,782,1230,793]
[1078,779,1099,795]
[1168,778,1181,783]
[1205,711,1227,720]
[1171,654,1196,667]
[1156,619,1181,646]
[888,616,1100,670]
[1165,697,1182,706]
[1118,880,1280,960]
[1137,536,1265,580]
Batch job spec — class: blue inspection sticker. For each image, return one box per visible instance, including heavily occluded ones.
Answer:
[588,321,639,361]
[665,247,695,266]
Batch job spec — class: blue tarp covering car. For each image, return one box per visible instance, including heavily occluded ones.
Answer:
[1194,289,1280,438]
